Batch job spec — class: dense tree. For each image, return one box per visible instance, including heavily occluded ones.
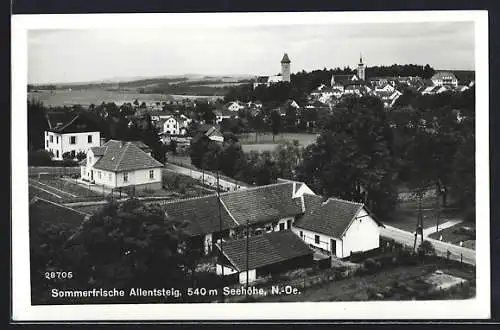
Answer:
[297,96,398,216]
[66,199,194,289]
[270,110,282,142]
[28,99,48,151]
[274,140,303,179]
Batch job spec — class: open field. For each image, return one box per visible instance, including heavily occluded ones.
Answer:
[239,132,319,146]
[28,90,222,107]
[239,132,318,153]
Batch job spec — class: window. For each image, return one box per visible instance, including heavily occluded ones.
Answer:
[315,235,320,244]
[56,136,59,144]
[166,124,170,128]
[70,136,76,144]
[46,141,49,148]
[108,173,112,181]
[149,170,154,179]
[279,223,285,231]
[287,219,292,229]
[56,150,59,158]
[88,135,93,143]
[123,172,128,182]
[50,135,53,143]
[98,171,102,179]
[299,231,303,238]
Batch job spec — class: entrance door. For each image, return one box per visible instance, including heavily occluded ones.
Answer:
[330,239,336,256]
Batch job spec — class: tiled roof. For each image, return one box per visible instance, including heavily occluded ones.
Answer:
[160,195,238,237]
[92,140,163,172]
[219,230,312,271]
[220,182,303,226]
[205,126,223,138]
[156,182,304,237]
[294,196,364,238]
[331,74,357,86]
[90,146,107,156]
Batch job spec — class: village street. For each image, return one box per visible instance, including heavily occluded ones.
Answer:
[164,162,249,191]
[380,224,476,265]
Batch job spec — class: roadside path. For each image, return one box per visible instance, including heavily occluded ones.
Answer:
[380,225,475,265]
[422,219,463,238]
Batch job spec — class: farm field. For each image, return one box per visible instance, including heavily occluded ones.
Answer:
[28,90,222,107]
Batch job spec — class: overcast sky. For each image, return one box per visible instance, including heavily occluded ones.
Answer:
[28,21,475,84]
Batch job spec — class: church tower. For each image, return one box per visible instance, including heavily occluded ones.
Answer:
[281,53,291,82]
[357,54,366,81]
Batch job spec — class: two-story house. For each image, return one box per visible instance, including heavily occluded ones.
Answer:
[44,112,101,160]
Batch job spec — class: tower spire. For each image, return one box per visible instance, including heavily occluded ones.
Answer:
[359,53,363,64]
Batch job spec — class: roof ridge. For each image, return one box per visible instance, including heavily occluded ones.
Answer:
[113,141,130,171]
[160,193,217,205]
[219,181,290,196]
[326,196,364,206]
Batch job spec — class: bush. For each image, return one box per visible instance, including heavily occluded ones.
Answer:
[418,241,436,257]
[362,258,380,274]
[76,151,87,161]
[62,152,73,160]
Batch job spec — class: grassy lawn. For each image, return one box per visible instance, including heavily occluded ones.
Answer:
[428,222,476,250]
[259,262,475,302]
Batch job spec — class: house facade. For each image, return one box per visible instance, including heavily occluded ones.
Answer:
[44,113,101,160]
[80,140,163,191]
[431,72,458,87]
[293,195,383,258]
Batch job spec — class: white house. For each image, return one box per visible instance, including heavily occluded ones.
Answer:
[293,195,384,258]
[431,72,458,87]
[204,126,224,143]
[44,112,101,160]
[226,101,246,112]
[80,140,163,191]
[215,109,238,124]
[216,230,313,284]
[162,115,190,135]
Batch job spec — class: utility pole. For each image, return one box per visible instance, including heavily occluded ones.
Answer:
[216,155,224,302]
[246,216,249,299]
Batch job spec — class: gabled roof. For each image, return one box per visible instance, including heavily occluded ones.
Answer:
[431,71,458,80]
[218,230,312,271]
[294,196,367,239]
[331,74,358,86]
[281,53,291,63]
[46,112,100,133]
[156,182,305,237]
[92,140,163,172]
[90,146,107,156]
[255,76,269,84]
[204,126,223,139]
[160,195,238,237]
[220,182,303,226]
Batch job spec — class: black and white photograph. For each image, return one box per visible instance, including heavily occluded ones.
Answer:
[11,11,490,320]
